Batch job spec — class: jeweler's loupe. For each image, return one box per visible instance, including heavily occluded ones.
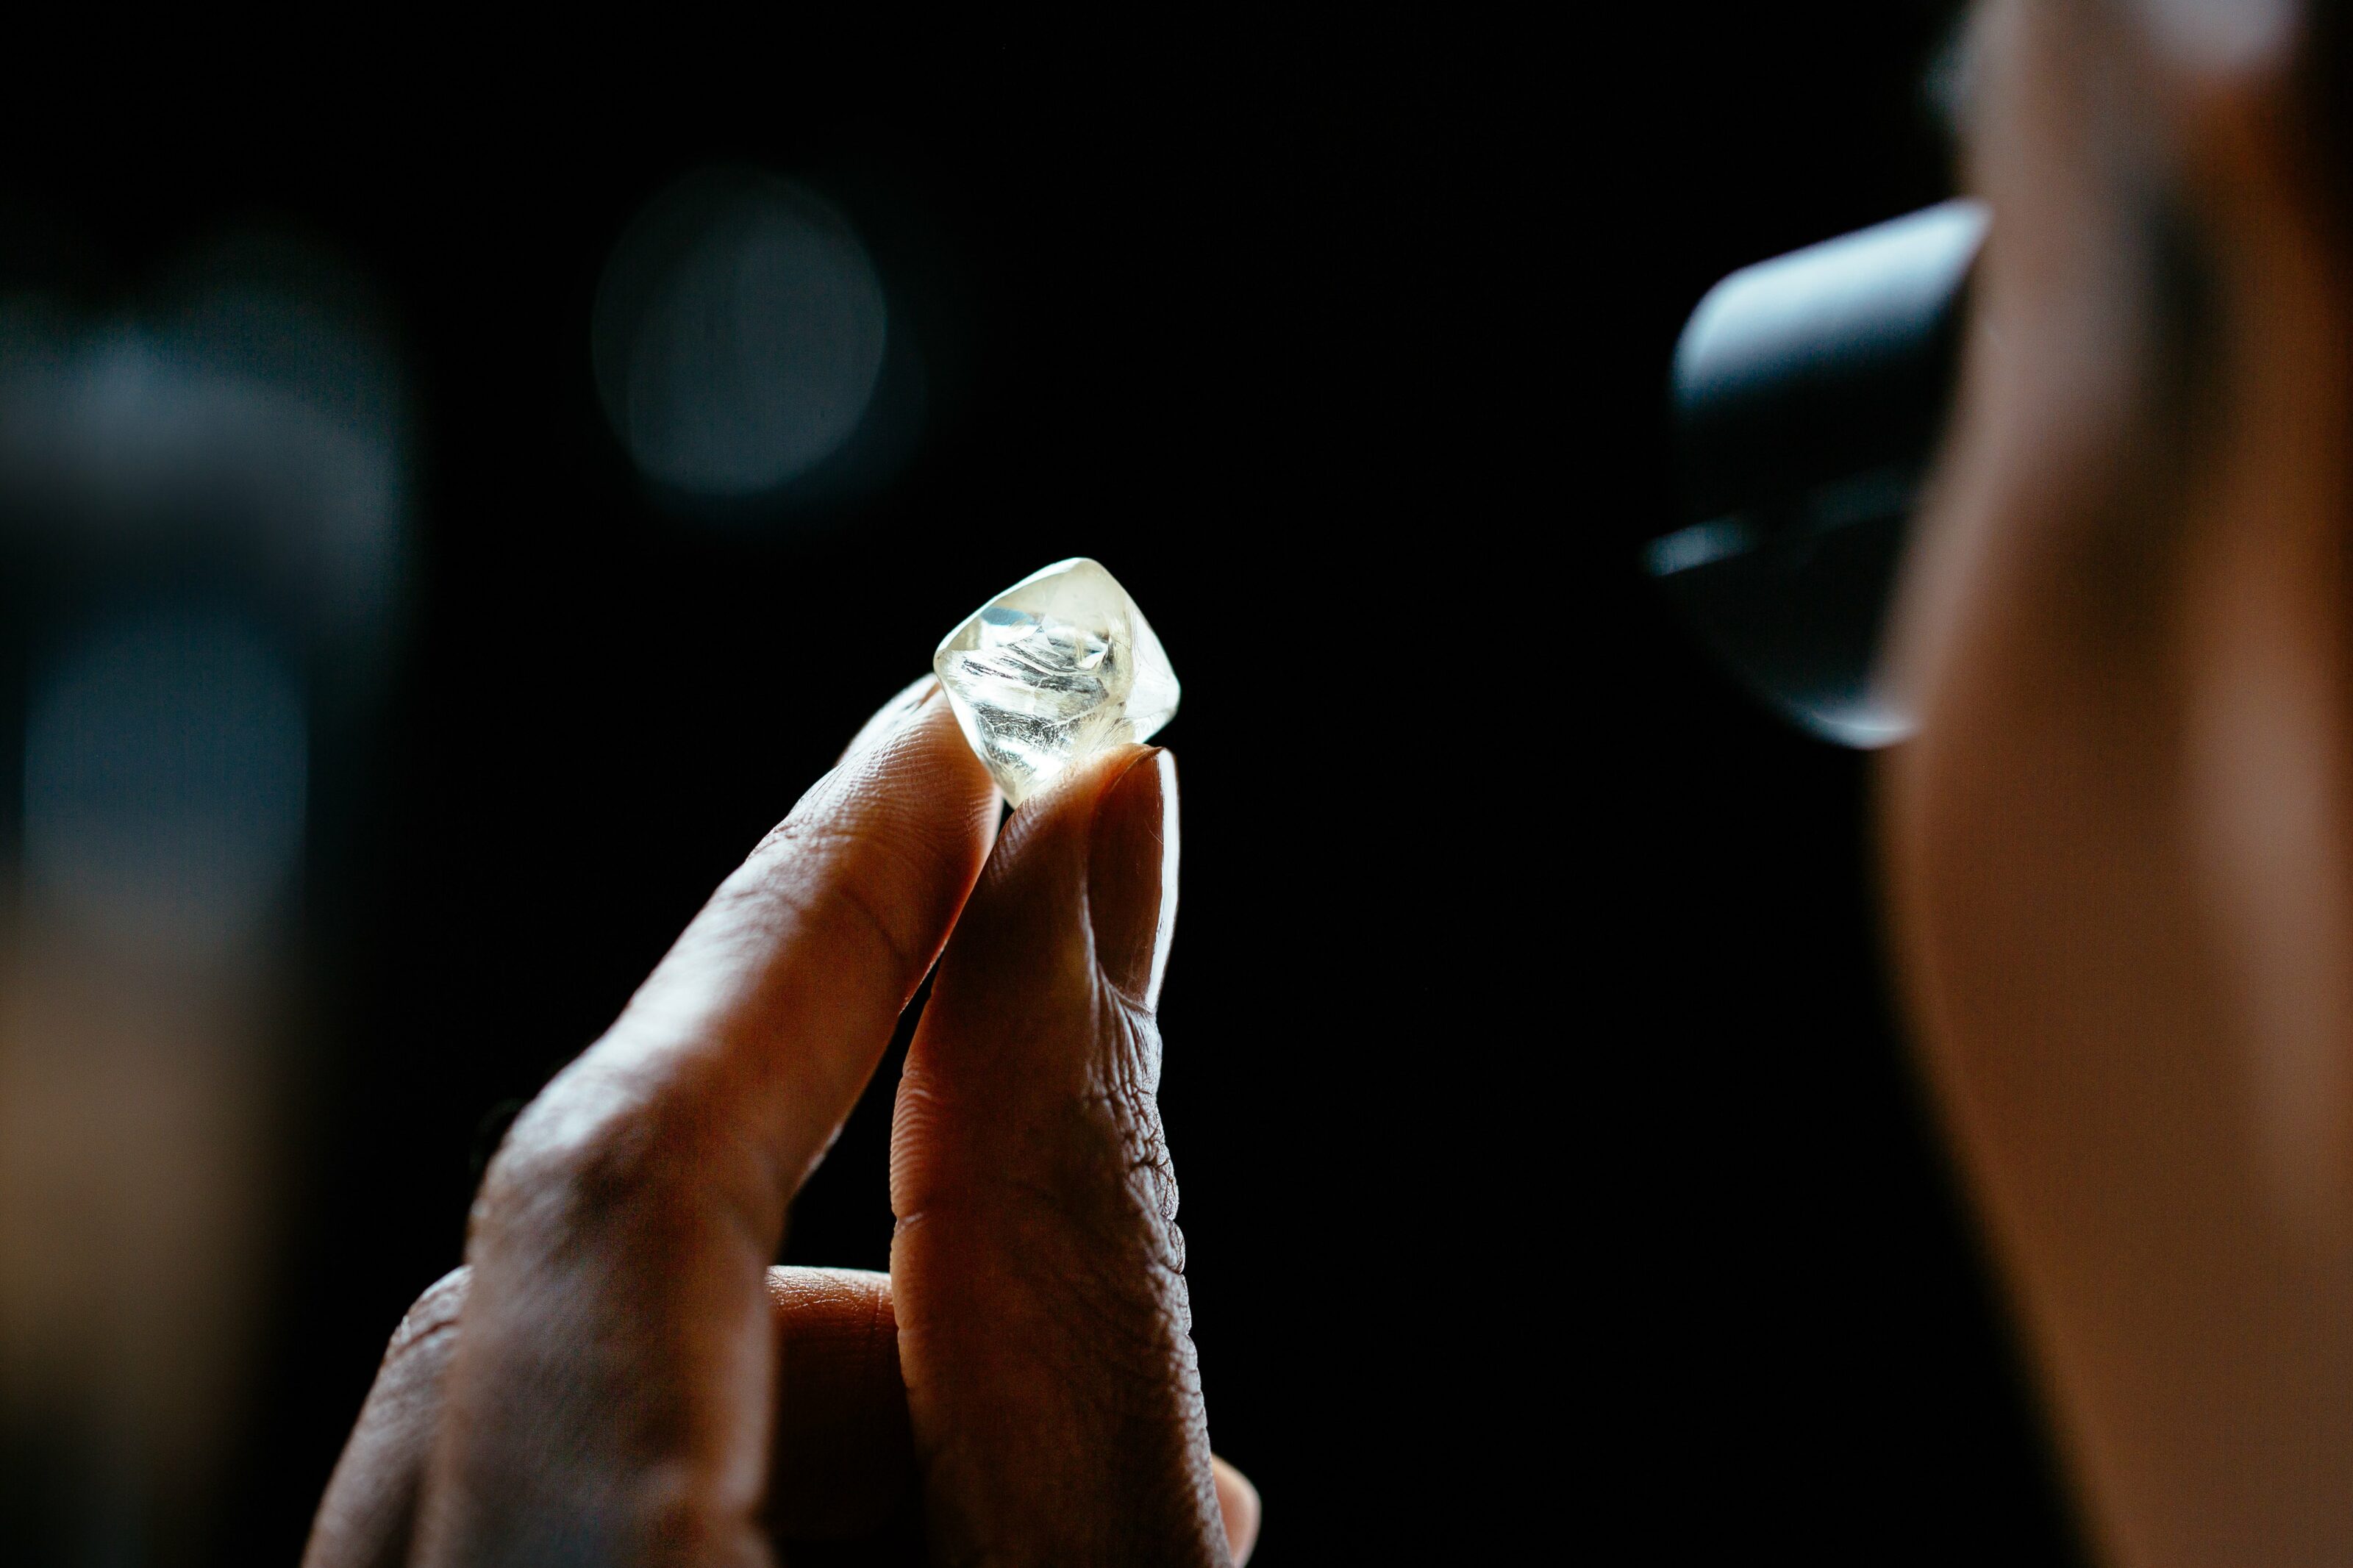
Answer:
[1648,200,1988,747]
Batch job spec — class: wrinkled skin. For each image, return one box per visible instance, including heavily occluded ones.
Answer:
[302,679,1258,1567]
[1884,0,2353,1562]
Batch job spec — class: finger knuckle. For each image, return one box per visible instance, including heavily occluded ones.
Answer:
[468,1056,713,1251]
[1077,1011,1182,1254]
[1008,1017,1196,1384]
[382,1265,471,1371]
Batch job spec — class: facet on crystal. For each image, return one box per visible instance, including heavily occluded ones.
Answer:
[932,558,1179,805]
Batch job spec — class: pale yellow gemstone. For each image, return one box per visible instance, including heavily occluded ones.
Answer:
[932,558,1180,805]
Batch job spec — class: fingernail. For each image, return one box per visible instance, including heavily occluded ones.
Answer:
[1088,747,1179,1009]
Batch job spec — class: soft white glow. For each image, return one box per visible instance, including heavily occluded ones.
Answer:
[1677,201,1990,409]
[594,168,890,500]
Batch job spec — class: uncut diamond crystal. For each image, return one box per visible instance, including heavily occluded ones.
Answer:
[932,558,1180,805]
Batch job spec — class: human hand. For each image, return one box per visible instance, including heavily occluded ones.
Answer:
[301,677,1260,1566]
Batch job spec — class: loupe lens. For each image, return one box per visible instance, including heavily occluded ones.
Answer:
[1650,200,1988,746]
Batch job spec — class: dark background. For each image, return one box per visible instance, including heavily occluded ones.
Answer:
[0,7,2088,1562]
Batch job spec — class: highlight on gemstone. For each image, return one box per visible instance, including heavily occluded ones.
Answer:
[932,558,1179,805]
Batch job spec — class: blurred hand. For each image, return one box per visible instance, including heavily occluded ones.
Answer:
[301,678,1259,1567]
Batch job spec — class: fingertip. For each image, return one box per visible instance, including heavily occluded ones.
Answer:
[990,738,1149,847]
[765,1267,919,1544]
[1212,1455,1262,1566]
[812,679,1001,950]
[764,1264,894,1330]
[914,741,1159,1012]
[838,673,946,766]
[843,678,994,813]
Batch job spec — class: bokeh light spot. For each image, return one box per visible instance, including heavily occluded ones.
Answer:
[593,167,890,500]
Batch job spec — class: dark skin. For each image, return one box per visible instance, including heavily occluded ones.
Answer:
[306,4,2353,1561]
[302,678,1258,1567]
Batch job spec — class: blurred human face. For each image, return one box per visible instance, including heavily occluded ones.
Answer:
[1883,0,2353,1561]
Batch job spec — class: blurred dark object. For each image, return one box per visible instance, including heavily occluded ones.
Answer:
[0,230,404,1564]
[1648,201,1985,745]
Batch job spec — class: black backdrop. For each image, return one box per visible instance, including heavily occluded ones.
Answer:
[0,8,2089,1563]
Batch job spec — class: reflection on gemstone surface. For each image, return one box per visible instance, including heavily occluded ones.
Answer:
[933,558,1179,804]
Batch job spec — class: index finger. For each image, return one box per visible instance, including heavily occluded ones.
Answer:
[410,678,997,1566]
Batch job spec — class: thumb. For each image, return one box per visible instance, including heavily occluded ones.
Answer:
[889,745,1229,1565]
